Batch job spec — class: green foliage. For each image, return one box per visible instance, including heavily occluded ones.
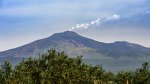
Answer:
[115,71,133,84]
[133,62,150,84]
[0,49,149,84]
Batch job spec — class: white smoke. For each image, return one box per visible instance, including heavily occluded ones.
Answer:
[91,18,101,25]
[69,14,121,31]
[69,18,101,31]
[69,23,90,31]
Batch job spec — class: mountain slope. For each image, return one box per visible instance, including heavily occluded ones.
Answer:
[0,31,150,71]
[0,31,150,58]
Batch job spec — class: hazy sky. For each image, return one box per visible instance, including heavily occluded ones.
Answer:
[0,0,150,51]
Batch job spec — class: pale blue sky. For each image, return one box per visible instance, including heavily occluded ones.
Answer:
[0,0,150,51]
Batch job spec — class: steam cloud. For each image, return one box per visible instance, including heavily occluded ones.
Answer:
[69,18,101,31]
[69,14,120,31]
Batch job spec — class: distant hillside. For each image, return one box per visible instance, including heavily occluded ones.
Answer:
[0,31,150,58]
[0,31,150,71]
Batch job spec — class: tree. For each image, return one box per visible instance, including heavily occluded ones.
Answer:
[133,62,150,84]
[1,61,13,84]
[0,49,149,84]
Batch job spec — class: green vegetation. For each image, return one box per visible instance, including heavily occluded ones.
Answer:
[0,49,149,84]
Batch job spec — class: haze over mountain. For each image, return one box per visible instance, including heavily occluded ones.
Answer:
[0,31,150,71]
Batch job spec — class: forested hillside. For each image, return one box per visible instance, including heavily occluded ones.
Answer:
[0,49,149,84]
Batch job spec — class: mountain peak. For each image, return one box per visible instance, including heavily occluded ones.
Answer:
[63,31,76,33]
[47,31,81,41]
[61,31,78,35]
[50,31,79,38]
